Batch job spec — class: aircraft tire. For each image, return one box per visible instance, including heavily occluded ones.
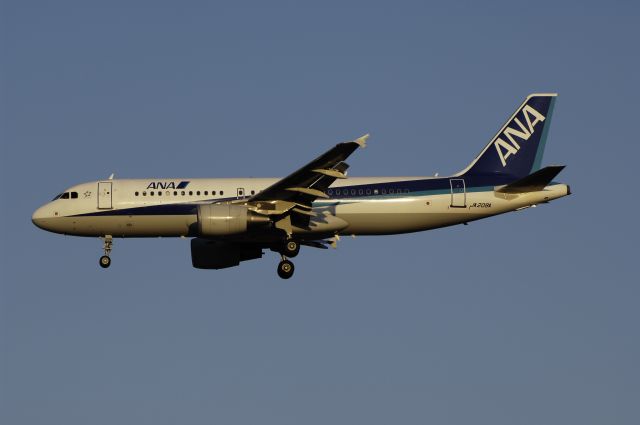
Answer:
[99,255,111,268]
[282,240,300,258]
[277,259,294,279]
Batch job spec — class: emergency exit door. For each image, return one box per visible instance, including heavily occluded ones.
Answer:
[449,179,466,208]
[98,182,113,209]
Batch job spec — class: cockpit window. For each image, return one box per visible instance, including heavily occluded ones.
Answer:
[56,191,78,200]
[52,193,63,201]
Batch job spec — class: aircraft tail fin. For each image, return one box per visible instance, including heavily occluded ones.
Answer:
[460,94,557,180]
[495,165,565,193]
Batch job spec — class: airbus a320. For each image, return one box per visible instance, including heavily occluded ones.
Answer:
[32,94,570,279]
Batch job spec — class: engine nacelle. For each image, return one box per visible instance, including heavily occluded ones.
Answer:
[197,204,270,236]
[191,238,263,269]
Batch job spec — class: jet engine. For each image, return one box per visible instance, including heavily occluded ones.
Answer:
[197,204,271,236]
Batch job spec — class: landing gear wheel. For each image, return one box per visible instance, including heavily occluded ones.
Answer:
[99,235,113,269]
[99,255,111,268]
[282,240,300,258]
[277,259,295,279]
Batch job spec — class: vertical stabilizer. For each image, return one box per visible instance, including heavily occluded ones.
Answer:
[459,94,557,179]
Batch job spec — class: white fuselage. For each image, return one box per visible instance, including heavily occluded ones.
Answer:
[32,177,570,239]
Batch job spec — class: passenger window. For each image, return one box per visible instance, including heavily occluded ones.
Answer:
[251,190,255,195]
[142,191,147,196]
[196,191,200,196]
[135,191,139,196]
[351,189,356,195]
[150,191,154,196]
[204,191,208,195]
[70,192,78,199]
[60,192,69,199]
[212,190,216,195]
[174,191,178,196]
[382,189,386,194]
[220,191,224,195]
[358,189,363,195]
[189,191,193,196]
[366,189,371,195]
[158,191,162,196]
[181,191,185,196]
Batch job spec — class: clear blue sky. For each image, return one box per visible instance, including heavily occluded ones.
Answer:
[2,1,639,424]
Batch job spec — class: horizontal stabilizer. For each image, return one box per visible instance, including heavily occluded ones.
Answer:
[496,165,565,193]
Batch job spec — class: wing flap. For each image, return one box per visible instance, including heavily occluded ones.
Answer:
[291,207,317,217]
[286,187,329,198]
[312,168,347,179]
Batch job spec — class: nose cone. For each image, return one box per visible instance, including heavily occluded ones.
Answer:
[32,205,50,230]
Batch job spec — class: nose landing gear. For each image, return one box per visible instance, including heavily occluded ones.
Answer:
[99,255,111,268]
[99,235,112,269]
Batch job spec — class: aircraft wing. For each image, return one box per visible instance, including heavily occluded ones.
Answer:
[245,134,369,232]
[249,134,368,205]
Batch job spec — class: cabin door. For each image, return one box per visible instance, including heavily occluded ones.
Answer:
[98,182,113,209]
[449,179,466,208]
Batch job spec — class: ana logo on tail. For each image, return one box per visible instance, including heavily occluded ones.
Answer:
[494,105,546,167]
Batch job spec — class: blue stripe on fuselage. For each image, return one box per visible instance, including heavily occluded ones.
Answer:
[72,203,199,217]
[326,174,515,199]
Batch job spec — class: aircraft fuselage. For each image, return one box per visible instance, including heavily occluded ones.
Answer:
[32,176,569,239]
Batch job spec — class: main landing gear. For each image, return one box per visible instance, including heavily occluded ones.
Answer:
[282,239,300,258]
[277,256,295,279]
[276,239,299,279]
[99,235,112,269]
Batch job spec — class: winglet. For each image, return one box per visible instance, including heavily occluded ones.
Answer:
[355,134,370,148]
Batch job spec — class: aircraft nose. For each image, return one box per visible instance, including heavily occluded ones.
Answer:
[32,205,49,229]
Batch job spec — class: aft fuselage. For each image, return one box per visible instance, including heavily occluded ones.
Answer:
[32,176,570,239]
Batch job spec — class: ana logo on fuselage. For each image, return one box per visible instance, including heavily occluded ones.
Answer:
[494,104,546,167]
[146,181,190,190]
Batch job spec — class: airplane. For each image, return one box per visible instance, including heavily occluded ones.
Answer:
[32,93,570,279]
